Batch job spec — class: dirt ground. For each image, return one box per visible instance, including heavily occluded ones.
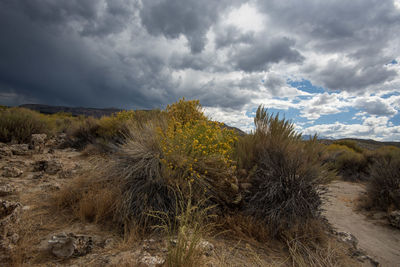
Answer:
[323,181,400,267]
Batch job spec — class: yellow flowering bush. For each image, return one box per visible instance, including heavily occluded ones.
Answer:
[159,98,240,205]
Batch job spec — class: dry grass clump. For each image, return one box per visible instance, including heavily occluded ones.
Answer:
[364,150,400,211]
[151,188,216,267]
[236,106,331,237]
[0,107,52,143]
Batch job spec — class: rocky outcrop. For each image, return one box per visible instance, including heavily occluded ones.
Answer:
[48,233,93,259]
[30,134,47,153]
[389,210,400,229]
[10,144,31,156]
[0,200,22,262]
[333,230,378,266]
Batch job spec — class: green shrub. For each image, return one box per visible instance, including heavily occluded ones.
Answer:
[240,106,329,237]
[326,144,369,181]
[333,140,363,153]
[366,156,400,211]
[0,107,52,143]
[100,99,239,227]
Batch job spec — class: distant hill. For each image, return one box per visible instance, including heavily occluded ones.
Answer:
[20,104,122,118]
[19,104,247,136]
[319,138,400,150]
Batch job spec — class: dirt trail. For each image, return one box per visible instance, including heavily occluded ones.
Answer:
[323,181,400,267]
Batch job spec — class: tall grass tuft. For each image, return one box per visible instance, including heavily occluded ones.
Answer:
[150,186,216,267]
[238,106,330,237]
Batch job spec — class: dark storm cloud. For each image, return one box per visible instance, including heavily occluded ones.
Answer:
[0,0,399,112]
[7,0,136,36]
[139,0,241,53]
[232,37,304,72]
[0,0,178,109]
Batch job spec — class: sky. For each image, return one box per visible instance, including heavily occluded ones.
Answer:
[0,0,400,141]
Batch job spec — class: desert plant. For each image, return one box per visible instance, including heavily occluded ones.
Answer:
[64,116,100,149]
[325,144,369,181]
[150,186,216,267]
[159,98,240,207]
[242,106,329,237]
[333,140,363,153]
[366,155,400,211]
[0,107,52,143]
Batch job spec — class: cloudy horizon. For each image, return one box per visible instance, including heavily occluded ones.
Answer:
[0,0,399,140]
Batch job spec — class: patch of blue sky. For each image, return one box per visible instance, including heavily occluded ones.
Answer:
[390,59,398,65]
[287,79,325,94]
[312,107,362,125]
[265,107,310,124]
[381,91,400,99]
[389,113,400,126]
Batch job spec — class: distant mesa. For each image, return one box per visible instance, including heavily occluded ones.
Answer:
[19,104,123,118]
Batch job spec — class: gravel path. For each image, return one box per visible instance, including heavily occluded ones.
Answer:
[322,181,400,267]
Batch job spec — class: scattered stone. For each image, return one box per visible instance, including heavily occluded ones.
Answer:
[33,159,62,175]
[30,134,47,153]
[0,184,16,196]
[48,233,75,259]
[388,210,400,229]
[199,240,214,256]
[0,200,22,261]
[2,166,23,177]
[335,231,358,249]
[137,252,165,267]
[48,233,93,259]
[10,144,31,156]
[0,145,12,158]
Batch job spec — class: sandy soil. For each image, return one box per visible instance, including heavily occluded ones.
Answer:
[323,181,400,267]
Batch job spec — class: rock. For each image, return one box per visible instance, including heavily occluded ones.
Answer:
[336,231,358,249]
[30,134,47,153]
[0,200,22,261]
[0,184,16,196]
[0,146,12,158]
[10,144,31,156]
[2,166,23,177]
[48,233,75,258]
[388,210,400,229]
[33,159,62,175]
[137,252,165,267]
[199,240,214,256]
[48,233,93,259]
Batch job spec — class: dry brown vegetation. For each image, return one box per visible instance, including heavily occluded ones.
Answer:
[1,101,386,266]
